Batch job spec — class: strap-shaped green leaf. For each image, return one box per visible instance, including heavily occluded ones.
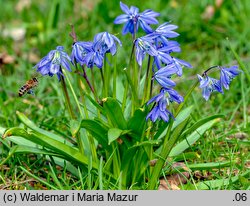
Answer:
[169,118,220,157]
[102,97,127,130]
[81,119,109,147]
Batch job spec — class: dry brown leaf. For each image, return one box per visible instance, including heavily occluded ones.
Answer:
[0,53,15,65]
[149,159,157,167]
[216,0,224,8]
[117,138,123,144]
[245,161,250,169]
[202,5,215,20]
[158,172,190,190]
[2,27,26,41]
[194,171,213,180]
[171,162,189,172]
[15,0,31,12]
[158,162,190,190]
[229,132,249,140]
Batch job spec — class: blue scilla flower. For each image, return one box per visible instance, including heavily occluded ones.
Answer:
[164,88,184,104]
[220,65,241,90]
[154,64,178,88]
[153,42,181,69]
[71,41,93,65]
[114,1,160,35]
[34,46,71,80]
[153,47,173,69]
[135,35,158,66]
[172,57,193,76]
[154,22,179,45]
[146,89,175,122]
[83,46,104,69]
[147,88,183,105]
[155,22,179,38]
[94,32,122,55]
[146,102,173,122]
[197,74,223,101]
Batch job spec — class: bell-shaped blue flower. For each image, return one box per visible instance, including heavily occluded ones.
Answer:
[146,89,175,122]
[155,22,179,38]
[146,102,173,122]
[94,32,122,55]
[197,74,223,101]
[71,41,93,65]
[220,65,241,90]
[145,22,179,47]
[114,1,160,35]
[34,46,71,81]
[164,88,184,104]
[153,41,181,69]
[154,64,178,88]
[147,87,183,105]
[172,57,193,76]
[135,35,158,66]
[83,46,104,69]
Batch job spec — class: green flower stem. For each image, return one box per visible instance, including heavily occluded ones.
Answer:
[149,77,154,99]
[122,41,138,112]
[104,54,109,97]
[175,80,199,116]
[60,72,75,119]
[128,42,139,110]
[146,121,154,175]
[100,68,105,96]
[64,71,83,119]
[73,63,89,119]
[133,22,136,42]
[81,65,99,102]
[113,56,117,99]
[148,80,199,189]
[142,56,152,104]
[122,79,129,112]
[132,47,138,114]
[73,67,98,160]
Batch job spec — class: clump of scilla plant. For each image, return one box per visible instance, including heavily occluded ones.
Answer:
[3,2,241,189]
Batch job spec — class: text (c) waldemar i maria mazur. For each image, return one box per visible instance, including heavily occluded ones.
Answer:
[19,192,138,202]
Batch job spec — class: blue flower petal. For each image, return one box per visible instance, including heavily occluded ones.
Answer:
[120,1,130,14]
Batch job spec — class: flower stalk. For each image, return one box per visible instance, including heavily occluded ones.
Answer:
[60,70,75,119]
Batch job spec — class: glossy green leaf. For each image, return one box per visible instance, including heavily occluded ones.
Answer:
[155,106,193,140]
[108,128,130,145]
[180,114,224,137]
[188,161,232,170]
[127,108,147,137]
[10,144,62,157]
[81,91,105,113]
[169,118,220,157]
[5,136,38,147]
[172,105,193,130]
[4,127,98,169]
[81,119,109,147]
[102,97,127,130]
[166,161,231,172]
[16,111,74,147]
